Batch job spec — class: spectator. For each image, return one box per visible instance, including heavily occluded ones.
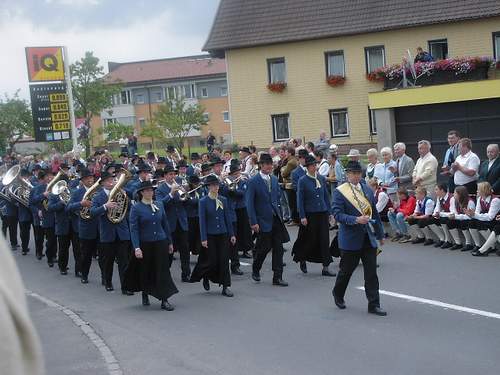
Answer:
[478,144,500,194]
[393,142,415,192]
[377,147,398,199]
[414,46,434,63]
[281,146,298,225]
[412,140,438,197]
[305,142,315,155]
[365,148,381,181]
[314,150,329,177]
[315,130,330,154]
[441,130,461,192]
[451,138,480,194]
[127,134,137,156]
[248,145,257,155]
[118,134,128,154]
[206,130,216,153]
[388,188,416,242]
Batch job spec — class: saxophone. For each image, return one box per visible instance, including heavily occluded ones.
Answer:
[80,178,101,220]
[43,169,65,210]
[106,168,132,224]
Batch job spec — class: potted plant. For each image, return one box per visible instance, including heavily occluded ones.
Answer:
[326,75,346,87]
[267,81,287,93]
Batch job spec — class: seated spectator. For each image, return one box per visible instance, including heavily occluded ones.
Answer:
[414,46,434,63]
[388,188,416,242]
[368,179,392,222]
[377,147,398,200]
[478,144,500,194]
[427,183,454,248]
[469,182,500,256]
[451,138,480,195]
[474,215,500,257]
[365,148,381,182]
[445,186,476,251]
[405,187,435,245]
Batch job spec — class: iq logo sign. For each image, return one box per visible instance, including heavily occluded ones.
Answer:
[25,47,65,82]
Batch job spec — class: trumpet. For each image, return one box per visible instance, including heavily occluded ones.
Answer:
[51,180,71,205]
[224,175,246,191]
[178,185,204,201]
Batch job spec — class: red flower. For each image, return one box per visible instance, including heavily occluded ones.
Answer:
[366,71,384,82]
[267,81,287,93]
[326,75,346,86]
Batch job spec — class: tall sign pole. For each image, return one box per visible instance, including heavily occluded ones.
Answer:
[63,46,78,151]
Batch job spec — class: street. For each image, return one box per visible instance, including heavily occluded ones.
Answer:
[15,227,500,375]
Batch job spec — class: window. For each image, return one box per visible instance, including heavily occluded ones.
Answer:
[153,91,162,102]
[167,86,176,100]
[201,87,208,98]
[135,93,145,104]
[139,118,146,127]
[428,39,448,60]
[271,114,290,142]
[365,46,385,73]
[329,109,349,137]
[368,108,377,135]
[325,50,345,77]
[120,90,131,105]
[203,112,210,122]
[493,32,500,60]
[220,87,228,97]
[267,58,286,83]
[222,111,230,122]
[183,84,193,99]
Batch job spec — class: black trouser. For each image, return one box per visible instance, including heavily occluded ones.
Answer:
[101,240,130,289]
[230,222,240,270]
[333,235,380,309]
[447,176,455,196]
[171,224,190,278]
[253,216,284,279]
[70,228,81,275]
[43,227,57,262]
[57,234,71,271]
[1,215,8,236]
[19,221,32,252]
[80,238,98,279]
[4,215,18,247]
[456,180,477,195]
[33,224,44,257]
[286,189,299,223]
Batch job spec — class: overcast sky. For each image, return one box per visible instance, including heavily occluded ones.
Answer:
[0,0,220,99]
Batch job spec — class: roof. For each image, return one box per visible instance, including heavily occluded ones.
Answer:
[106,55,226,84]
[203,0,500,54]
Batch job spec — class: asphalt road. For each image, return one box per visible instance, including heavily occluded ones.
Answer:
[12,226,500,375]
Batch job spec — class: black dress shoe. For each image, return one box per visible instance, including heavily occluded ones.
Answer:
[434,241,444,248]
[81,278,89,284]
[48,262,54,268]
[60,270,68,275]
[272,278,288,287]
[411,237,425,244]
[142,292,150,306]
[423,239,434,246]
[105,285,114,292]
[471,249,488,257]
[122,290,134,296]
[368,306,387,316]
[299,261,307,274]
[282,262,287,267]
[252,271,261,282]
[36,255,43,260]
[460,244,474,252]
[181,275,190,283]
[203,277,210,291]
[322,269,336,277]
[332,290,346,309]
[222,287,234,297]
[22,250,29,255]
[440,242,453,249]
[75,271,82,278]
[231,268,244,276]
[161,300,174,311]
[450,244,462,250]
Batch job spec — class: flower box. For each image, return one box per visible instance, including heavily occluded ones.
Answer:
[267,82,287,93]
[326,75,346,87]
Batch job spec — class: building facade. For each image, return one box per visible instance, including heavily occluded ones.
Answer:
[90,55,231,150]
[204,0,500,156]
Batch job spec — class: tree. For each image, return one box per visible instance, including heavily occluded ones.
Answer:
[98,121,133,142]
[153,96,207,154]
[0,91,34,153]
[70,51,122,156]
[140,120,166,150]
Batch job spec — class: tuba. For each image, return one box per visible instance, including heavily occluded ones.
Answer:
[80,178,101,220]
[106,168,132,224]
[43,168,66,210]
[51,180,71,205]
[2,165,33,208]
[0,165,12,203]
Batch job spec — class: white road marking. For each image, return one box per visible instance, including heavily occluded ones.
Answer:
[356,287,500,320]
[27,290,123,375]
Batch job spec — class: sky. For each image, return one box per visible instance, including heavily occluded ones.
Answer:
[0,0,220,99]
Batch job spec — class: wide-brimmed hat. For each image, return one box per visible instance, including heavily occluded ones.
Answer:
[210,156,225,166]
[258,153,273,165]
[240,147,250,154]
[79,168,93,179]
[304,155,318,167]
[137,163,151,173]
[119,152,128,158]
[166,145,175,153]
[347,149,360,158]
[153,169,164,179]
[188,175,200,185]
[136,180,156,193]
[201,163,212,173]
[191,153,200,160]
[229,163,241,175]
[345,160,362,172]
[176,159,188,168]
[297,149,309,159]
[100,171,115,181]
[203,174,219,186]
[162,165,177,175]
[157,156,167,164]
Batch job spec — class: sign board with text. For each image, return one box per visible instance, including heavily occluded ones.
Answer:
[25,46,65,82]
[30,83,72,142]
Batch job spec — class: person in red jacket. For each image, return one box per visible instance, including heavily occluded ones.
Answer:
[387,188,416,242]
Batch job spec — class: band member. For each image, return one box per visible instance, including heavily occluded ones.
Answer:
[239,147,252,175]
[186,175,204,256]
[187,153,201,177]
[190,175,236,297]
[90,171,133,294]
[427,183,454,248]
[67,168,100,283]
[30,169,57,267]
[0,180,19,251]
[406,187,435,245]
[292,150,308,195]
[293,155,335,276]
[156,157,168,173]
[29,171,46,259]
[48,175,72,275]
[246,153,289,286]
[17,169,33,255]
[126,180,178,311]
[332,161,386,316]
[469,182,500,256]
[445,186,476,251]
[155,165,191,282]
[165,145,178,168]
[125,163,151,199]
[281,147,298,225]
